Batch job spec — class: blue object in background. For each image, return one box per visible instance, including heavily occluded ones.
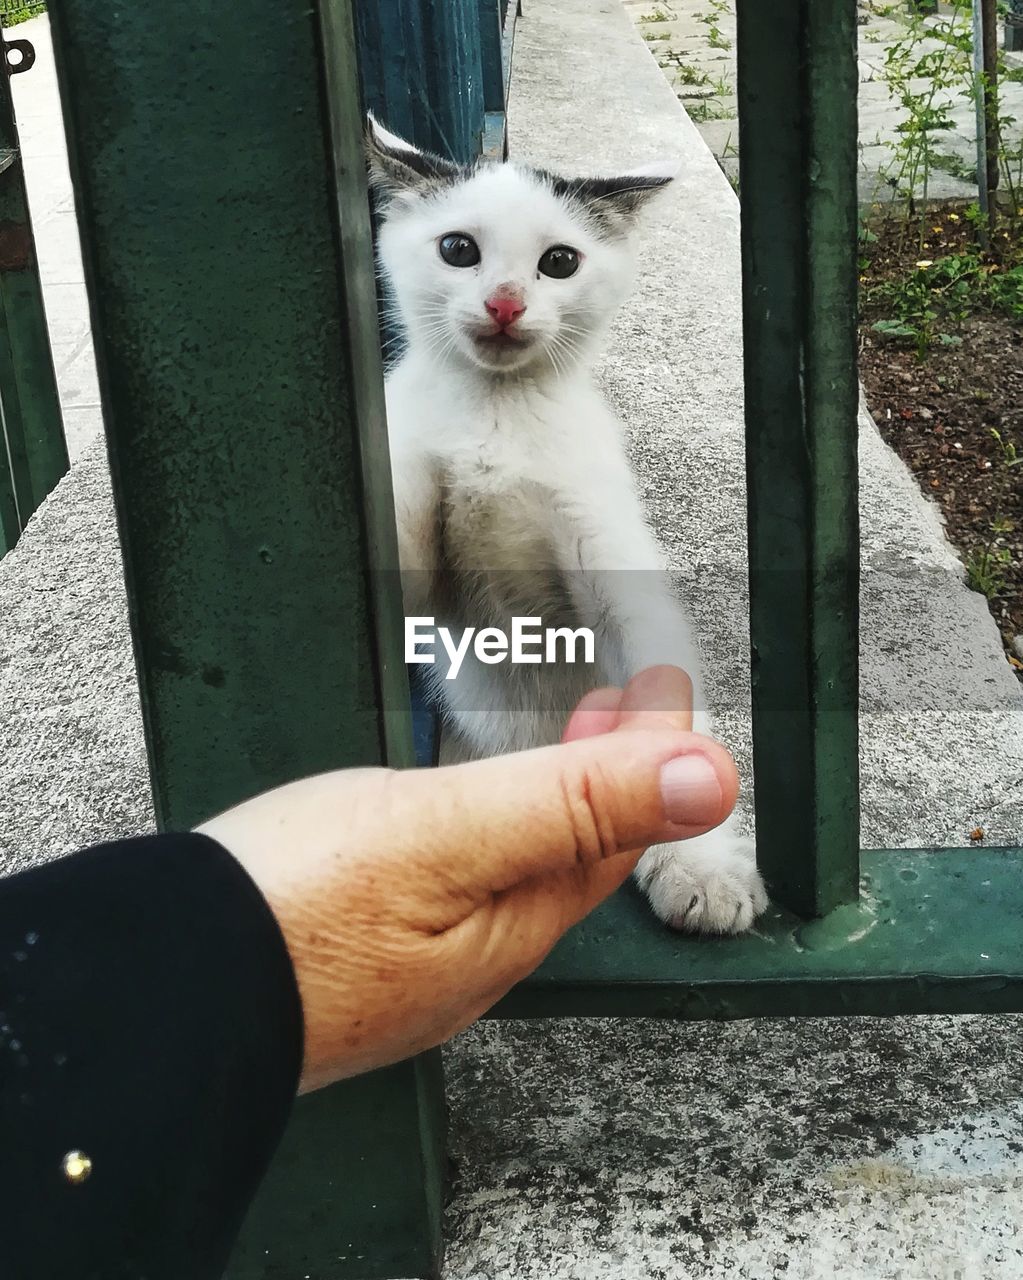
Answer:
[409,666,439,768]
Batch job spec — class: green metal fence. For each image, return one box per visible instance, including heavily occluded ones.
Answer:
[41,0,1023,1276]
[0,34,67,556]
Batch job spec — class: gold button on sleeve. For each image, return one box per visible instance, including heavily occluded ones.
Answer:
[62,1150,93,1184]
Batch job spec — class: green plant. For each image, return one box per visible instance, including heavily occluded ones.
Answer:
[865,239,1023,359]
[0,1,45,23]
[965,521,1015,599]
[640,7,673,19]
[997,131,1023,222]
[875,1,972,225]
[857,221,878,273]
[964,200,987,231]
[694,0,732,50]
[871,0,1023,245]
[991,428,1023,468]
[867,259,965,359]
[984,263,1023,316]
[674,61,711,86]
[687,98,734,123]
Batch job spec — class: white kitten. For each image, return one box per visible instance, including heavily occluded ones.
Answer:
[368,119,767,935]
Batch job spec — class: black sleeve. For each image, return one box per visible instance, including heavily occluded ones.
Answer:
[0,832,304,1280]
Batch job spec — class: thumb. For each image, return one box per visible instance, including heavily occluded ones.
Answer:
[389,727,739,911]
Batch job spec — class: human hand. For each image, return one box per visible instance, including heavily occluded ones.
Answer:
[197,666,738,1091]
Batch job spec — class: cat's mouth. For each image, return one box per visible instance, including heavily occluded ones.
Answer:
[466,324,538,370]
[474,328,529,349]
[470,328,537,368]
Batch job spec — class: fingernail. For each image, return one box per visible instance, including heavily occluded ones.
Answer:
[659,754,722,826]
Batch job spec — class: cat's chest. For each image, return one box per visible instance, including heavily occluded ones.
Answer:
[439,445,566,571]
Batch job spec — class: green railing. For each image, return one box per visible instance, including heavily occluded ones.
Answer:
[0,37,67,556]
[42,0,1023,1276]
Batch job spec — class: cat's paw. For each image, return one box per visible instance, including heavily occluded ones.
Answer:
[635,829,768,936]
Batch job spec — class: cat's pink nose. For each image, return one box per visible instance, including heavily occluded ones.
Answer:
[485,292,526,329]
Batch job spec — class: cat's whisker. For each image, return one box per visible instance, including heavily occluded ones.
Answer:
[425,324,461,364]
[548,329,579,367]
[543,338,566,379]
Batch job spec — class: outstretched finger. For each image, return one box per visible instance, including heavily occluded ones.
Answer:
[612,665,694,735]
[561,686,623,742]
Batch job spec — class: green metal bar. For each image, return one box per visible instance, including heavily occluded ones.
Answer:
[0,362,23,552]
[500,847,1023,1019]
[736,0,860,919]
[1008,0,1023,54]
[479,0,504,113]
[228,1054,446,1280]
[355,0,485,163]
[0,54,67,556]
[49,1,442,1276]
[480,0,519,160]
[319,0,418,773]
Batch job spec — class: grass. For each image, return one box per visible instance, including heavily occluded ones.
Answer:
[965,528,1014,599]
[674,61,710,86]
[687,98,735,123]
[0,2,46,25]
[991,428,1023,469]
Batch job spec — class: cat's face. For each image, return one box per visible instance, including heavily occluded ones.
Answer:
[367,120,676,376]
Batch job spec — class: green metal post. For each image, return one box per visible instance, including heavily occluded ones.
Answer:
[49,1,443,1276]
[0,50,67,556]
[354,0,485,162]
[1008,0,1023,54]
[479,0,505,114]
[736,0,860,919]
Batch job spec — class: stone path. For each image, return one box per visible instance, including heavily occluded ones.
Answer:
[624,0,1023,203]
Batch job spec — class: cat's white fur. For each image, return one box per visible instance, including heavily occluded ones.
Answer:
[371,121,767,934]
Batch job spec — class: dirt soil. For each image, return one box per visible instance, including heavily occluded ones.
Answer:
[858,209,1023,680]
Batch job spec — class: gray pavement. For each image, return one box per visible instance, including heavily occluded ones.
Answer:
[2,1,1023,1277]
[627,0,1023,203]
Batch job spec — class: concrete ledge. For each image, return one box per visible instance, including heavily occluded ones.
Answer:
[0,442,150,875]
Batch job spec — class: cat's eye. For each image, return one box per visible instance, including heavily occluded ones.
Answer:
[538,245,580,279]
[438,233,480,268]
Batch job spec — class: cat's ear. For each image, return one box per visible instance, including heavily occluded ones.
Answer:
[546,161,679,233]
[364,114,462,205]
